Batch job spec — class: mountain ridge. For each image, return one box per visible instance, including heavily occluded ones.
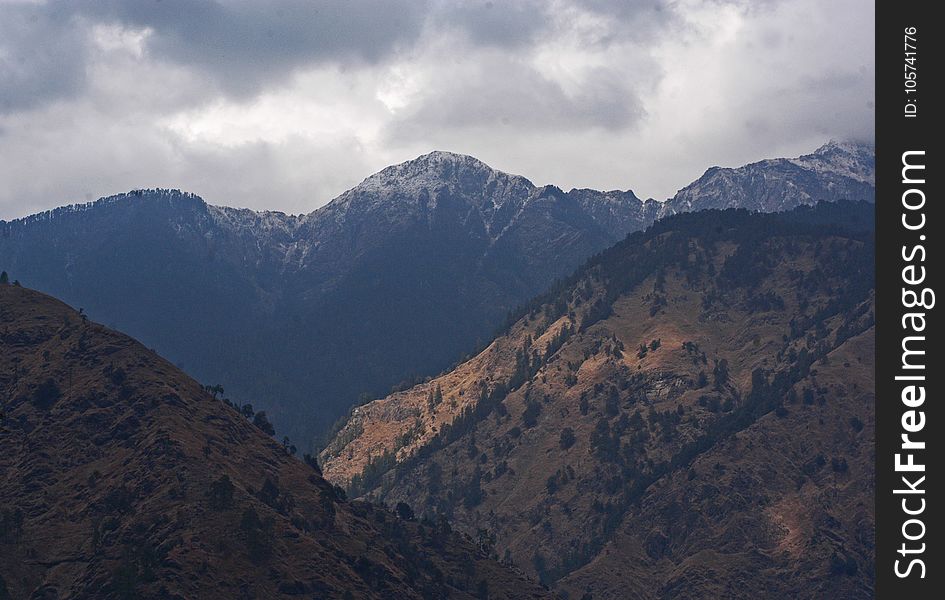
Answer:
[320,203,876,598]
[0,142,875,451]
[660,140,874,216]
[0,283,549,599]
[2,140,874,230]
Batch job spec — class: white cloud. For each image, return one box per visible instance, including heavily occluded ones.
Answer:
[0,0,874,219]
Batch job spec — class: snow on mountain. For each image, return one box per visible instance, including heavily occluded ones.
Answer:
[660,140,874,217]
[4,141,872,265]
[0,141,875,448]
[789,139,875,184]
[316,151,538,239]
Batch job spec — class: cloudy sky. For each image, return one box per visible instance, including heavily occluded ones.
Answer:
[0,0,874,220]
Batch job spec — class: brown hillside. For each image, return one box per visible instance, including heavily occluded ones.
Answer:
[322,206,876,598]
[0,284,548,600]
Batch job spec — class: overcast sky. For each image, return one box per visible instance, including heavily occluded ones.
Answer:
[0,0,874,220]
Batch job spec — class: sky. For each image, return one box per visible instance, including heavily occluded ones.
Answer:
[0,0,874,220]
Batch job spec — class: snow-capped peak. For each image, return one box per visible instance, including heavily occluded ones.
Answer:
[312,151,538,234]
[350,151,532,196]
[792,139,875,185]
[812,139,874,157]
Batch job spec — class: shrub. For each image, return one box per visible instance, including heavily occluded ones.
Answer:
[829,551,858,576]
[803,388,816,405]
[108,367,128,386]
[522,401,542,428]
[395,502,415,521]
[604,389,620,417]
[696,371,708,387]
[713,359,729,388]
[253,411,276,436]
[257,478,280,509]
[240,507,273,563]
[104,486,135,514]
[559,427,576,450]
[207,474,234,511]
[32,378,61,410]
[0,508,24,541]
[463,467,484,508]
[590,419,618,462]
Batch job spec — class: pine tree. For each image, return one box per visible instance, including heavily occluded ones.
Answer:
[253,411,275,436]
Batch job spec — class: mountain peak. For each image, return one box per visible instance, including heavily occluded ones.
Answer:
[319,151,537,225]
[661,140,875,216]
[351,151,533,196]
[812,138,874,156]
[794,139,875,185]
[414,149,491,166]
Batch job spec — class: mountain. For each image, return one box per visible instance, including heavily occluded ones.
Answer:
[0,283,548,599]
[0,154,649,450]
[660,140,875,216]
[0,143,874,451]
[320,202,876,599]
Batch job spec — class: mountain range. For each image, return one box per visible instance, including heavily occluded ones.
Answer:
[320,202,876,598]
[0,141,874,451]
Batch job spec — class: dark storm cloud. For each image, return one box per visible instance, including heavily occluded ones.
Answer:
[434,0,553,47]
[0,0,679,113]
[0,0,875,221]
[574,0,671,30]
[69,0,433,97]
[0,3,88,112]
[1,0,587,107]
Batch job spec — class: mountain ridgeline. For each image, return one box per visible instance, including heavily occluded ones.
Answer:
[0,143,874,450]
[321,202,876,599]
[0,284,549,599]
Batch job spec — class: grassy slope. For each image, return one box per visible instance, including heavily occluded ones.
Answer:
[0,285,548,600]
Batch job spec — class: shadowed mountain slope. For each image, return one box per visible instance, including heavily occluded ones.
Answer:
[0,144,874,451]
[0,284,548,599]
